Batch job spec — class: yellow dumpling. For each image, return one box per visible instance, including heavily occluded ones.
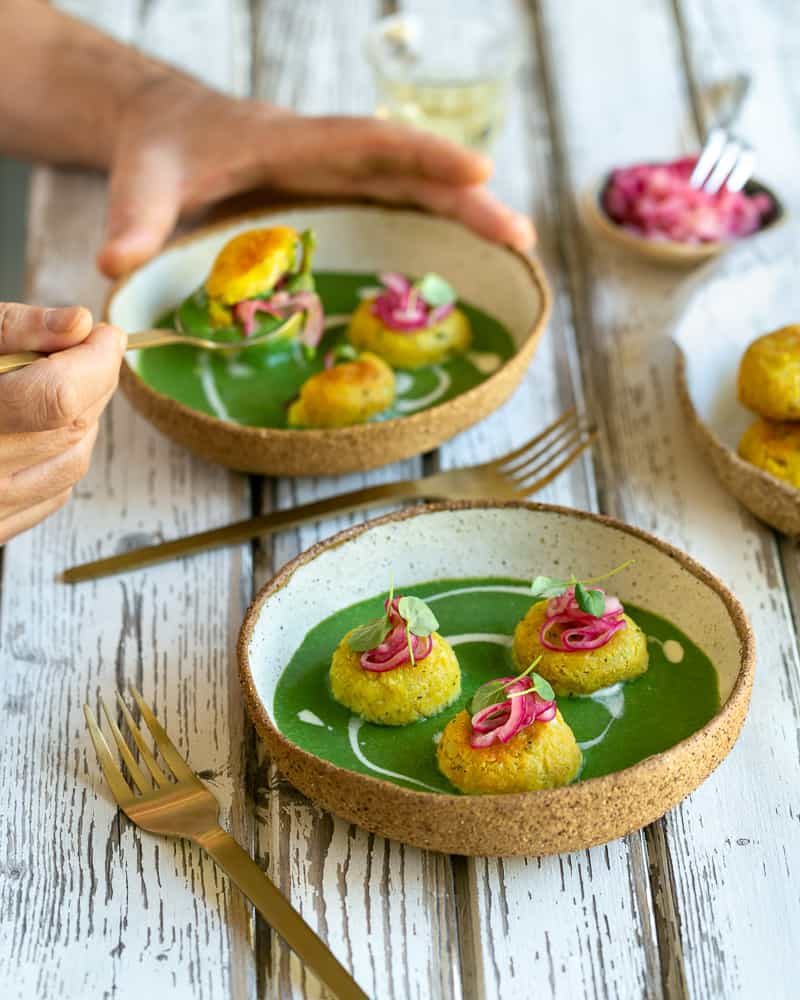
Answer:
[738,325,800,421]
[347,298,471,369]
[330,631,461,725]
[738,418,800,488]
[205,226,298,305]
[436,709,581,794]
[287,352,395,428]
[512,600,649,696]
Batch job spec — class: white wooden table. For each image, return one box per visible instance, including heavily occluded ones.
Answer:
[2,1,798,997]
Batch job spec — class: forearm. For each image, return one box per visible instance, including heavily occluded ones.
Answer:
[0,0,199,167]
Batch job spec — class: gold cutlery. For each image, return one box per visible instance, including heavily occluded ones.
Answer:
[84,686,368,1000]
[0,313,303,374]
[64,410,596,583]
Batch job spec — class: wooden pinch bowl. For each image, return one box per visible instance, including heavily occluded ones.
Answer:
[673,221,800,535]
[238,501,754,857]
[108,205,551,477]
[584,172,785,267]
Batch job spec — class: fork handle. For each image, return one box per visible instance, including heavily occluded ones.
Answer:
[0,329,179,376]
[197,827,369,1000]
[62,478,430,583]
[0,351,44,374]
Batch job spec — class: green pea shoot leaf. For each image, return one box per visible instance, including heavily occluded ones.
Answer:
[469,679,510,715]
[574,581,605,617]
[531,672,555,701]
[348,617,392,652]
[415,272,456,308]
[530,574,572,601]
[397,595,439,637]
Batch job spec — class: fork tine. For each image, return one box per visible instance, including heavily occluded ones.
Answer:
[115,692,169,787]
[100,697,150,794]
[704,139,742,194]
[517,433,597,497]
[501,417,592,476]
[504,422,594,480]
[129,686,195,782]
[487,409,577,470]
[84,704,135,805]
[690,127,727,188]
[725,146,755,193]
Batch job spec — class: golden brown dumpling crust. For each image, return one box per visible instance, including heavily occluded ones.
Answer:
[436,709,581,794]
[347,299,471,369]
[205,226,298,305]
[329,631,461,726]
[287,352,395,428]
[738,325,800,420]
[512,600,649,696]
[738,418,800,488]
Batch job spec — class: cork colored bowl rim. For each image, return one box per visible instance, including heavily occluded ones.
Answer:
[107,204,551,476]
[672,229,800,535]
[237,500,755,856]
[584,172,785,267]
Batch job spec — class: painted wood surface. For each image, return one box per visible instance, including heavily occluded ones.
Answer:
[1,0,798,998]
[0,3,257,999]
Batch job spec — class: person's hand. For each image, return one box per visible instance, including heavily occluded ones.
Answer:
[97,77,536,277]
[0,304,125,543]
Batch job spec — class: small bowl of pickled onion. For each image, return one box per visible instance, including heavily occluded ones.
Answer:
[586,156,783,265]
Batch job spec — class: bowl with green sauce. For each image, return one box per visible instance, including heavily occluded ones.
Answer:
[108,205,550,476]
[238,501,754,857]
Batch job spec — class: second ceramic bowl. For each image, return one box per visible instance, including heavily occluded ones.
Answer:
[238,501,754,857]
[585,173,784,267]
[109,205,550,476]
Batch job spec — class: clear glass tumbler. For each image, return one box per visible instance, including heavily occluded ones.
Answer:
[365,12,519,154]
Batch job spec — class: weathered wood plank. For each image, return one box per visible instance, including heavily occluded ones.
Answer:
[0,3,258,999]
[389,0,663,996]
[664,2,800,996]
[540,0,800,997]
[248,3,460,998]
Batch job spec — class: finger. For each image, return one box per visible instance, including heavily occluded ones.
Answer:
[0,323,125,434]
[323,117,493,183]
[271,115,493,186]
[0,489,73,545]
[1,422,99,519]
[344,176,536,251]
[97,147,183,278]
[0,303,93,354]
[0,385,115,477]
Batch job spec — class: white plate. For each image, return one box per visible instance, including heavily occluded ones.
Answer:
[673,222,800,534]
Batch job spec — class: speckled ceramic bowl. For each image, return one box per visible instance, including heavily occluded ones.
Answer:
[108,205,550,476]
[585,173,784,267]
[674,222,800,534]
[238,501,754,857]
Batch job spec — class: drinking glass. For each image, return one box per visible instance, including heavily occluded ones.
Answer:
[365,12,519,153]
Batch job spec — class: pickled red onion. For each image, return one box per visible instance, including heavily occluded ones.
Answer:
[603,157,773,244]
[371,272,454,333]
[538,587,626,652]
[469,678,556,748]
[360,597,433,672]
[234,290,324,347]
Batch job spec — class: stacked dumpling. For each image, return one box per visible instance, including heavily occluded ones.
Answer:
[738,326,800,488]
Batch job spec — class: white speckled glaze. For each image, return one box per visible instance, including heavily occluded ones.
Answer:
[238,502,754,856]
[674,221,800,534]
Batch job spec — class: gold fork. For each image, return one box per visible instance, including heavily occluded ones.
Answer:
[85,686,368,1000]
[63,409,595,583]
[0,313,303,374]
